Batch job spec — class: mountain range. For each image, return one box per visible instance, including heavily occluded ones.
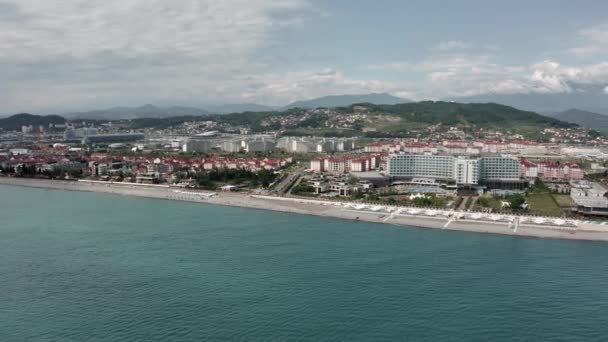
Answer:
[64,105,210,120]
[127,101,575,134]
[283,93,408,109]
[45,93,408,120]
[1,102,574,135]
[454,84,608,114]
[545,108,608,133]
[0,113,66,131]
[206,103,276,114]
[2,90,605,121]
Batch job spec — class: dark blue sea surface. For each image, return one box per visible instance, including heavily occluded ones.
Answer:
[2,185,608,341]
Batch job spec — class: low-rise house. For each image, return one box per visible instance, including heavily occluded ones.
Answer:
[310,154,383,174]
[520,159,584,182]
[571,180,608,216]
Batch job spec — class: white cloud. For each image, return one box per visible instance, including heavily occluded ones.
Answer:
[365,56,608,99]
[431,40,472,51]
[367,55,493,73]
[0,0,310,61]
[364,24,608,99]
[0,0,320,112]
[529,60,608,92]
[0,0,420,112]
[569,23,608,57]
[367,55,527,97]
[604,86,608,94]
[528,61,572,93]
[236,69,412,104]
[1,2,607,113]
[0,65,409,111]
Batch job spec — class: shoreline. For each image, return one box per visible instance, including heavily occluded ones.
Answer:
[2,177,608,242]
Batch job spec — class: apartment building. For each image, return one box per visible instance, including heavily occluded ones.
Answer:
[387,154,522,188]
[310,154,382,174]
[519,159,584,182]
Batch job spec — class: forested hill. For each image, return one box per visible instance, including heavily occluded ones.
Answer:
[2,102,576,136]
[124,101,577,135]
[358,101,576,129]
[0,113,67,130]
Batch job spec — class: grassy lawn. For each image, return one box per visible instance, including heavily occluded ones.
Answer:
[527,193,563,216]
[473,196,504,211]
[553,194,573,208]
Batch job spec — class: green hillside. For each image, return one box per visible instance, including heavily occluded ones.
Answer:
[120,102,576,136]
[0,113,67,131]
[369,101,574,128]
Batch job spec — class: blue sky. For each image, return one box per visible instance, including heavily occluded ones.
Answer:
[1,0,607,113]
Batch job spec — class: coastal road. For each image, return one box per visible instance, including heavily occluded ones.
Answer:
[287,174,305,196]
[458,196,469,211]
[272,164,306,195]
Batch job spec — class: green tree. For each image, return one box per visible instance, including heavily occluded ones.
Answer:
[352,120,365,131]
[508,194,526,209]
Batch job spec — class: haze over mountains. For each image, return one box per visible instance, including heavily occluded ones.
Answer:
[206,103,276,114]
[46,93,409,120]
[283,93,407,109]
[546,109,608,133]
[0,101,576,135]
[0,113,66,131]
[64,105,210,120]
[62,104,273,120]
[454,85,608,114]
[2,91,606,122]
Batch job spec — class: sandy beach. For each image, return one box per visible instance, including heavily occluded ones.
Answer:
[2,177,608,242]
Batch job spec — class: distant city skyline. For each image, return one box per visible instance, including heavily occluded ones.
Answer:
[1,0,607,113]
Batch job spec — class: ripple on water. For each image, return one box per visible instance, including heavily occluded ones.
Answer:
[1,185,608,341]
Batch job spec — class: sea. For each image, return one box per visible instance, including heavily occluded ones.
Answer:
[2,184,608,341]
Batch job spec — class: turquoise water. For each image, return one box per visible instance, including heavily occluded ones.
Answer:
[2,185,608,341]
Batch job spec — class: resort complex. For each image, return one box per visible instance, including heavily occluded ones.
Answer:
[3,101,608,239]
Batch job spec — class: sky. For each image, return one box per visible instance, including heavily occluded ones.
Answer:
[1,0,608,114]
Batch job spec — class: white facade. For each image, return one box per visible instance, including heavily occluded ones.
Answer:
[182,139,212,153]
[388,154,520,185]
[245,140,275,153]
[336,140,355,151]
[277,137,356,153]
[454,158,479,185]
[221,140,242,153]
[478,156,520,181]
[524,166,538,178]
[310,159,325,172]
[350,160,366,172]
[387,154,455,180]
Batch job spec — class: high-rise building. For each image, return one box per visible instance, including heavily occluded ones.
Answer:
[387,154,455,180]
[277,137,356,153]
[387,154,521,187]
[182,139,212,153]
[221,140,242,153]
[478,156,520,181]
[454,158,479,185]
[244,139,275,153]
[63,127,100,141]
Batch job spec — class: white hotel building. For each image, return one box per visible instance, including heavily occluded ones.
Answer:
[387,154,522,188]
